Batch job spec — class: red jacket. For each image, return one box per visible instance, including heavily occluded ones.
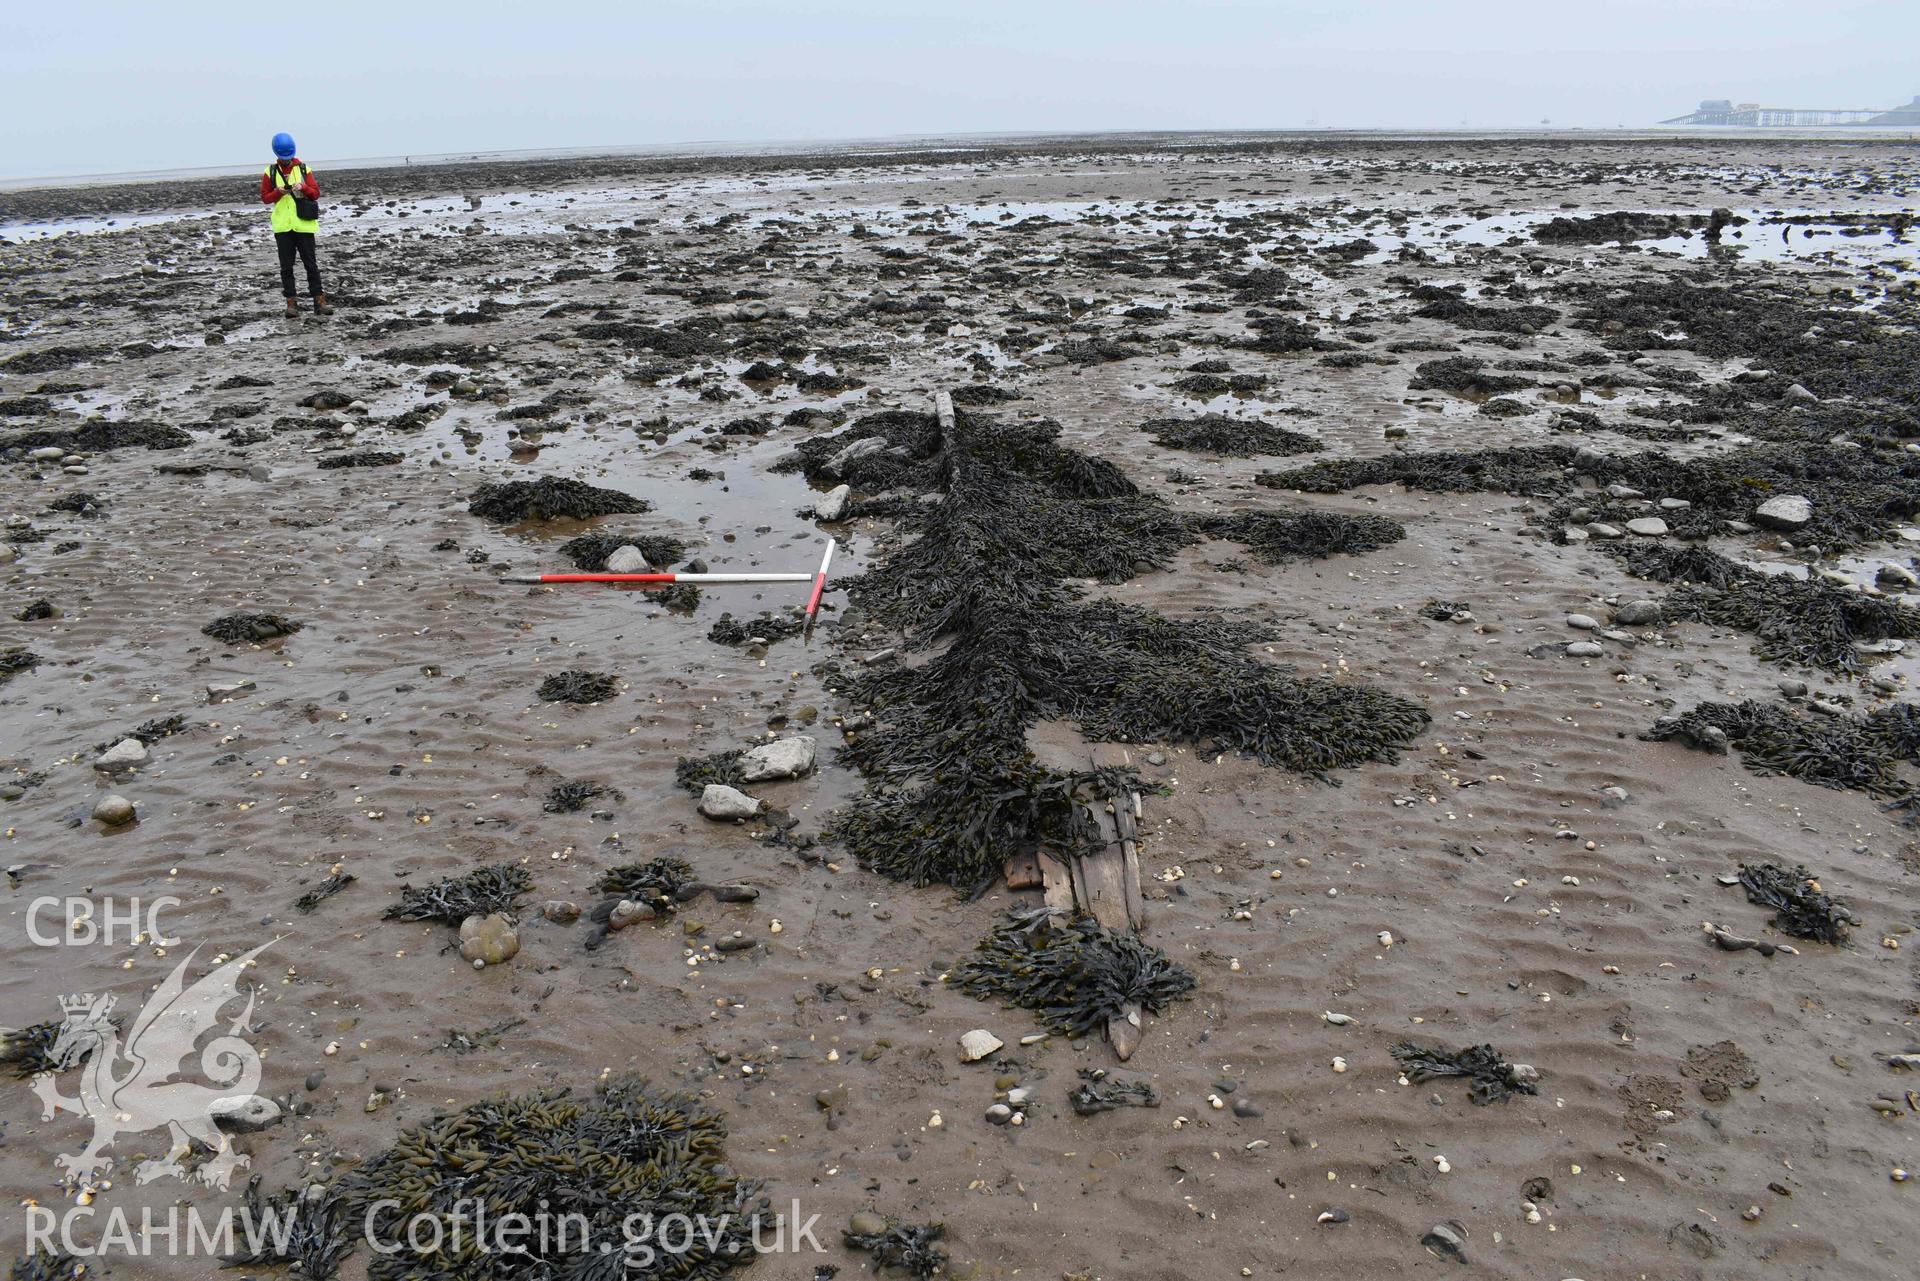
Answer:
[260,159,320,205]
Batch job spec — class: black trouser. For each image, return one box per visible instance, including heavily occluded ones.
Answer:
[275,231,323,298]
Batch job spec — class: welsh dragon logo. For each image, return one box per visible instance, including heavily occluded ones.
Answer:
[30,942,272,1189]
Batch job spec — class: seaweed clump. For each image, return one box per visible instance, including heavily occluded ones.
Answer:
[800,405,1425,890]
[293,873,356,913]
[952,910,1196,1038]
[675,749,746,793]
[1262,441,1920,550]
[1139,414,1322,458]
[1411,299,1557,333]
[1190,511,1405,564]
[1736,862,1855,945]
[202,612,303,644]
[95,714,187,753]
[316,449,403,469]
[595,856,697,898]
[7,1251,85,1281]
[1407,357,1534,396]
[343,1077,765,1281]
[2,1021,88,1079]
[1,420,191,453]
[842,1220,947,1279]
[1643,700,1920,812]
[543,780,617,813]
[1261,443,1571,498]
[1391,1042,1540,1105]
[708,610,805,647]
[384,863,532,925]
[224,1179,351,1280]
[537,669,618,703]
[556,532,686,571]
[770,408,942,491]
[1068,1067,1161,1115]
[0,649,42,686]
[468,476,650,523]
[1534,211,1705,244]
[1614,543,1920,673]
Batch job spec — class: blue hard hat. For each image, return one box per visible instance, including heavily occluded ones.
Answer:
[272,132,296,159]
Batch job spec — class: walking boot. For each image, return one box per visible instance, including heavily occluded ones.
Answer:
[284,296,300,317]
[313,294,334,316]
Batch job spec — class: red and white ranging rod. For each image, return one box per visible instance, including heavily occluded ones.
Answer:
[804,537,836,623]
[500,539,840,623]
[499,570,810,585]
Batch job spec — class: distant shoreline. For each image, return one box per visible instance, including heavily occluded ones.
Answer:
[2,126,1915,223]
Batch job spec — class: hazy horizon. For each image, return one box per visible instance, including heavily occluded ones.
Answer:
[4,0,1915,181]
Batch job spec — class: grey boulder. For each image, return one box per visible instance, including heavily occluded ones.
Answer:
[737,736,817,783]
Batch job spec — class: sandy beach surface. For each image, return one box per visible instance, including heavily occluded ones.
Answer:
[3,132,1919,1280]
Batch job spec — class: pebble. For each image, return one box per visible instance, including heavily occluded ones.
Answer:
[91,794,136,826]
[93,738,149,771]
[1322,1011,1354,1025]
[985,1104,1013,1125]
[1232,1097,1263,1118]
[698,783,761,819]
[206,678,256,702]
[825,435,888,477]
[1565,613,1599,631]
[1754,494,1813,531]
[1585,523,1623,540]
[1331,1056,1347,1073]
[604,544,652,573]
[608,899,655,930]
[1566,641,1604,657]
[1624,517,1669,537]
[1879,563,1919,588]
[737,735,817,782]
[458,912,520,965]
[209,1094,282,1132]
[542,900,581,924]
[1611,599,1662,626]
[847,1211,887,1236]
[815,484,852,522]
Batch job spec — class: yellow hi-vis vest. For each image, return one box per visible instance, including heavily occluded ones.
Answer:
[266,162,319,235]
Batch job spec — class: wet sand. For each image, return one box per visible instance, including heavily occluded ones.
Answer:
[3,133,1919,1279]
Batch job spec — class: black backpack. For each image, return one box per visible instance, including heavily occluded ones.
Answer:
[274,161,321,222]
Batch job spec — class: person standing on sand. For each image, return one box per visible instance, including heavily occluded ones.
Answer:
[260,132,331,316]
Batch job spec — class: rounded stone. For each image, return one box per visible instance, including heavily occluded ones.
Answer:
[458,912,521,965]
[91,794,137,827]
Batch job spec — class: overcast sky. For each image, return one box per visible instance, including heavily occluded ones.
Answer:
[3,0,1915,179]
